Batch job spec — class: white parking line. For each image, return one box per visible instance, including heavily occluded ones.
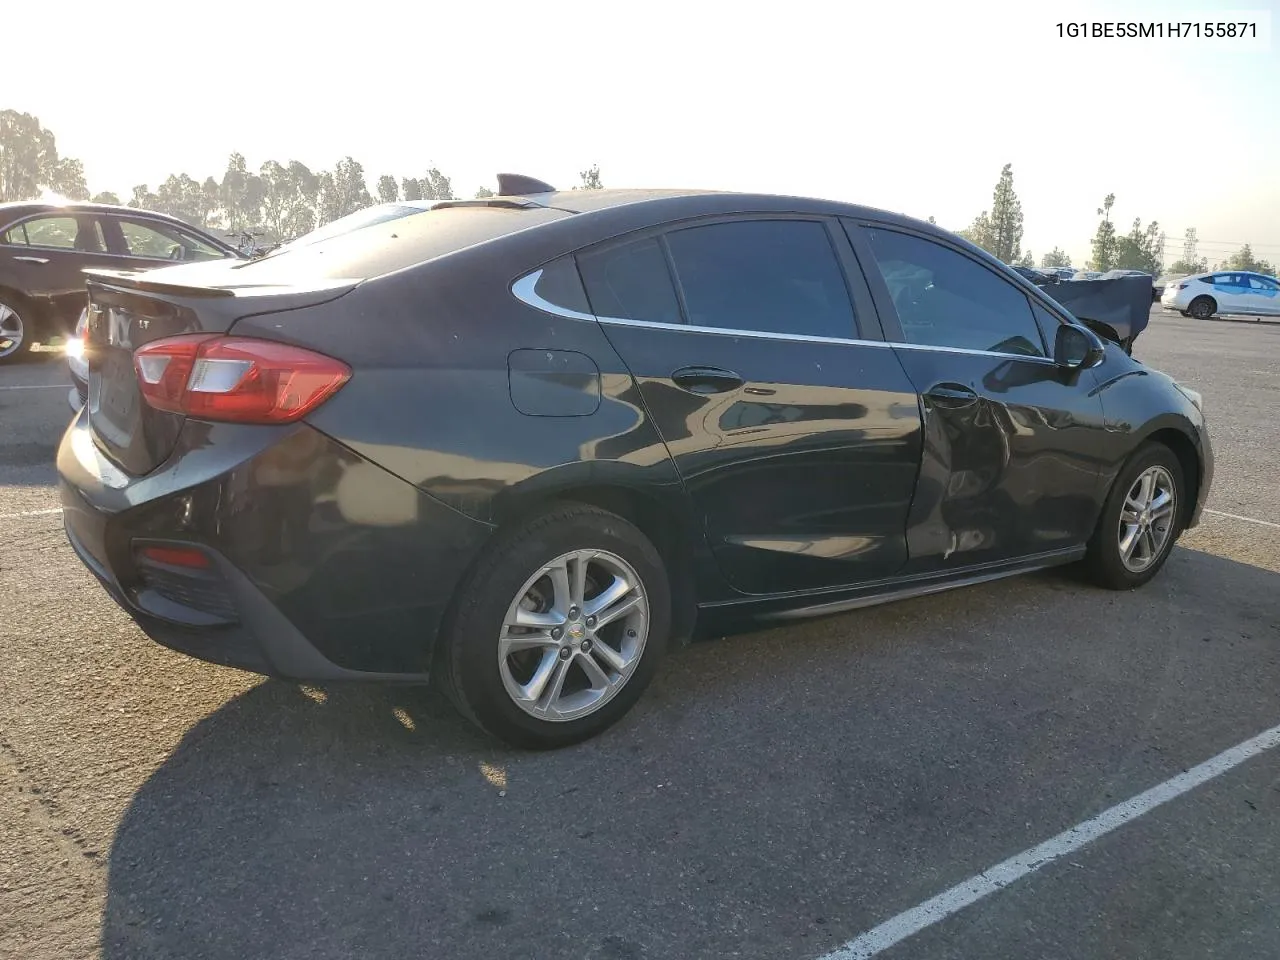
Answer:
[1204,508,1280,530]
[819,721,1280,960]
[0,383,68,391]
[0,507,62,520]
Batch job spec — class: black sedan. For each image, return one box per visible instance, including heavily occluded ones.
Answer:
[0,201,242,363]
[58,176,1213,748]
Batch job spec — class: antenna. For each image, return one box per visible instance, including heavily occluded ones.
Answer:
[496,174,556,197]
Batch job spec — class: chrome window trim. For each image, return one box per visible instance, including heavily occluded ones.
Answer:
[598,314,889,348]
[514,267,1056,362]
[510,269,600,323]
[891,340,1056,364]
[513,268,886,347]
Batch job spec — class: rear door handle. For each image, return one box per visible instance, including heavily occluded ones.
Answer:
[924,382,979,408]
[13,256,49,265]
[671,365,745,395]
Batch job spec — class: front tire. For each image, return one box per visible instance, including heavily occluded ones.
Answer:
[441,503,671,749]
[0,297,33,362]
[1188,296,1216,320]
[1084,444,1184,590]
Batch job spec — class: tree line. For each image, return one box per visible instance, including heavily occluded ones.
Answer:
[946,163,1274,277]
[0,109,603,246]
[3,108,1272,274]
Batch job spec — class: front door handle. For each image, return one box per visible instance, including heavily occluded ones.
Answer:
[924,382,979,408]
[671,365,745,395]
[13,256,49,265]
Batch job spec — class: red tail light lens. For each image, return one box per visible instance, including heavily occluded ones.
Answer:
[135,544,212,569]
[133,335,350,424]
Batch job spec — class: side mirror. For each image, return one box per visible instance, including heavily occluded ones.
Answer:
[1054,323,1105,370]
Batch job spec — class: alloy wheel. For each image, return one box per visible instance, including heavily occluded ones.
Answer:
[498,549,649,722]
[0,303,24,359]
[1117,465,1177,573]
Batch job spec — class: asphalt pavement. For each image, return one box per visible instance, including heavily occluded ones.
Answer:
[1,311,1278,960]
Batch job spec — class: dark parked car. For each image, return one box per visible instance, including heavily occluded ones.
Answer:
[0,201,242,363]
[58,176,1213,748]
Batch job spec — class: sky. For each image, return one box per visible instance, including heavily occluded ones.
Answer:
[8,0,1279,268]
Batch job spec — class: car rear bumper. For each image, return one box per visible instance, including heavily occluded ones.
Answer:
[58,411,493,680]
[68,370,87,412]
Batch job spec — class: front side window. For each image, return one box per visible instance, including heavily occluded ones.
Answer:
[172,227,226,261]
[113,217,222,261]
[1247,275,1278,291]
[577,237,682,326]
[664,219,857,339]
[864,228,1046,358]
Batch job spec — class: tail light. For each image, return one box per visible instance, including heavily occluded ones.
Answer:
[133,335,350,424]
[66,309,90,375]
[135,543,212,569]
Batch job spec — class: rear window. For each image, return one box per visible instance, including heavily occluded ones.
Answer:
[281,204,424,250]
[222,205,570,284]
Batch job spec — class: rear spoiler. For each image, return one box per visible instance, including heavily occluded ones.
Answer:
[82,268,358,301]
[82,268,236,298]
[81,268,361,330]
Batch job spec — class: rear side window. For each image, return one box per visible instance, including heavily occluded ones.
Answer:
[664,220,857,339]
[519,256,592,315]
[577,237,682,326]
[2,215,86,250]
[864,228,1046,358]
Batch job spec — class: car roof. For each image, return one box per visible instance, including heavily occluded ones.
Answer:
[0,199,223,230]
[133,182,1007,291]
[0,199,167,218]
[0,200,238,251]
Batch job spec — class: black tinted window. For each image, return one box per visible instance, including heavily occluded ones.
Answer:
[665,220,856,339]
[865,228,1045,357]
[578,238,682,325]
[521,256,591,315]
[1029,300,1063,345]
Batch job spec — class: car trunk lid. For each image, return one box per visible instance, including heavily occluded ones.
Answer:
[83,268,357,476]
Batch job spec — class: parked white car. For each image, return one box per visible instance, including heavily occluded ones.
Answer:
[1161,271,1280,319]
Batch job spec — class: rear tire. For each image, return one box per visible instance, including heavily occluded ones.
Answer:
[1188,296,1216,320]
[440,503,671,749]
[1083,443,1185,590]
[0,296,33,363]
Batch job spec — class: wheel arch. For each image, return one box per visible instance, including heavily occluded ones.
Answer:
[1188,294,1217,318]
[1139,426,1203,529]
[0,283,38,319]
[491,482,701,649]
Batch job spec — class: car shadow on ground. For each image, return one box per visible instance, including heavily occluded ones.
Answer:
[100,546,1280,960]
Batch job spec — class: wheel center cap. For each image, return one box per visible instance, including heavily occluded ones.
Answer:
[566,622,586,643]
